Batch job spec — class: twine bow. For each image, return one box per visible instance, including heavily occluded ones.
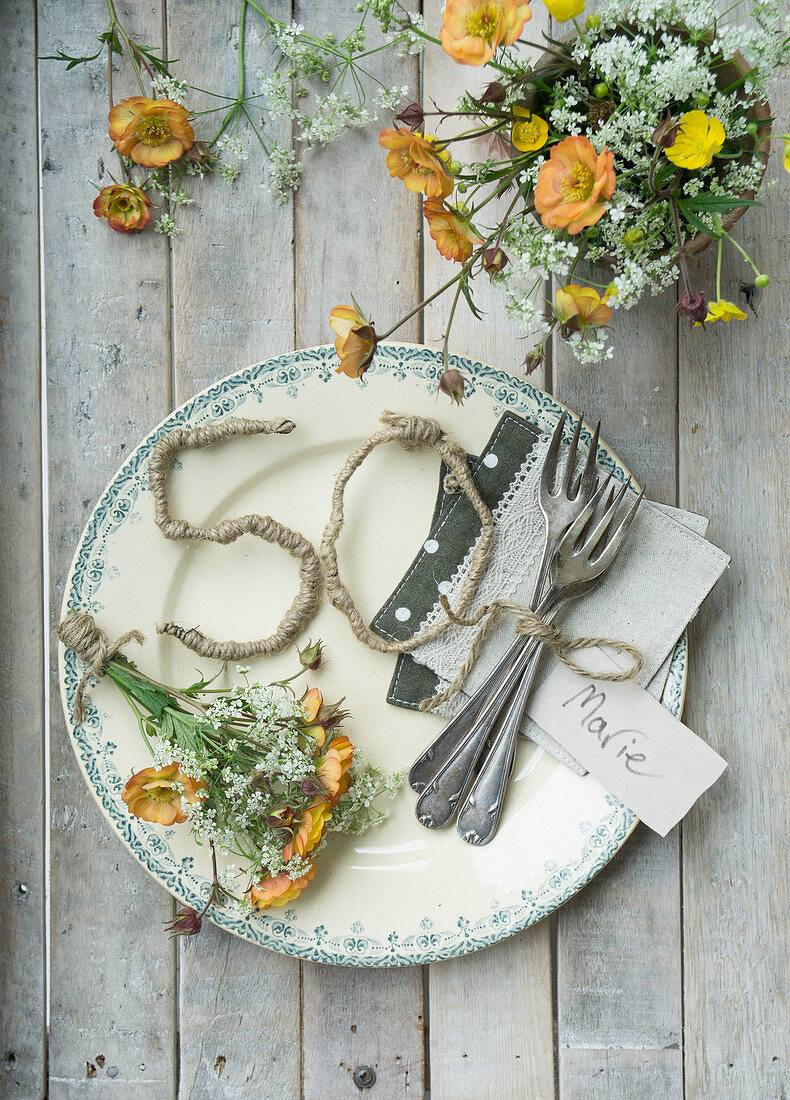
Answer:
[420,595,644,711]
[57,611,144,724]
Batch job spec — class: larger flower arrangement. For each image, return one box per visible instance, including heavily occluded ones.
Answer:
[53,0,790,378]
[331,0,790,379]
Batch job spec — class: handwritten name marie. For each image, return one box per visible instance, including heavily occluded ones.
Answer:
[561,683,653,776]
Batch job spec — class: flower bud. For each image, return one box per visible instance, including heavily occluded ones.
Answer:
[523,350,542,376]
[395,101,425,131]
[651,115,679,148]
[438,368,466,405]
[299,639,324,670]
[676,289,709,324]
[300,775,328,799]
[755,273,770,288]
[448,159,463,175]
[586,14,601,29]
[164,906,203,939]
[480,81,506,105]
[746,120,759,136]
[482,246,509,275]
[185,140,213,168]
[623,227,645,247]
[593,83,609,99]
[694,92,710,107]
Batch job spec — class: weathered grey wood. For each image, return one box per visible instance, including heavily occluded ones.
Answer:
[421,5,555,1097]
[553,274,683,1095]
[301,964,425,1098]
[177,923,301,1099]
[429,927,555,1099]
[678,72,790,1098]
[165,2,302,1095]
[40,0,177,1094]
[0,4,46,1098]
[292,4,424,1097]
[560,1047,681,1098]
[168,0,295,401]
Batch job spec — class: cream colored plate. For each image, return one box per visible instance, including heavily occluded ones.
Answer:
[58,344,686,966]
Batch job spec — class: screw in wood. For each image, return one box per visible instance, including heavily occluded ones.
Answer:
[353,1065,377,1089]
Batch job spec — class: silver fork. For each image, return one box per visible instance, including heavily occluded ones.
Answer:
[455,476,644,846]
[409,412,600,827]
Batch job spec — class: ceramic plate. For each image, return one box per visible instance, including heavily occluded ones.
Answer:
[58,344,686,966]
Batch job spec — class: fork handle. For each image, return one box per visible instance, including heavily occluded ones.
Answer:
[409,633,528,794]
[456,638,546,845]
[413,635,541,829]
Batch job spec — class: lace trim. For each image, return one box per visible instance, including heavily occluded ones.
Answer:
[411,433,551,684]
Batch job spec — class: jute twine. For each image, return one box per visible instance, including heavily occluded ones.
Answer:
[319,411,496,673]
[57,611,144,724]
[147,417,323,661]
[424,595,644,711]
[57,410,643,724]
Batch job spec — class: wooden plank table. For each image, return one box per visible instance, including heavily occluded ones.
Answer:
[1,2,788,1097]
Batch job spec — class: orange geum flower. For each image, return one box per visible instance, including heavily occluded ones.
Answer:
[534,134,616,235]
[93,183,151,233]
[423,199,484,263]
[109,96,194,167]
[329,304,379,379]
[282,798,334,861]
[316,735,354,804]
[379,128,454,199]
[247,863,317,909]
[554,284,613,331]
[122,763,204,826]
[440,0,532,66]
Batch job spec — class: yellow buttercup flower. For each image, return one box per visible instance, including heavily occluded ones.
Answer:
[542,0,585,20]
[554,284,612,329]
[511,107,549,152]
[664,110,725,170]
[782,135,790,173]
[694,299,748,326]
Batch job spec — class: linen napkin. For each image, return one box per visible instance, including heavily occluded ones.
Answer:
[372,413,729,775]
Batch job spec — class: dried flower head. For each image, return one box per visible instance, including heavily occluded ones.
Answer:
[164,905,203,939]
[676,289,709,325]
[438,368,467,405]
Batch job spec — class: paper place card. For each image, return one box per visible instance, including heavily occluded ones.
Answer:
[526,649,726,836]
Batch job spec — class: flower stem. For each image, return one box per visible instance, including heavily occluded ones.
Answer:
[442,274,466,373]
[720,228,761,277]
[670,197,693,296]
[716,235,723,301]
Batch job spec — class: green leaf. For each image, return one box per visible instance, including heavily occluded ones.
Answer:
[461,273,485,321]
[677,204,715,236]
[39,46,105,69]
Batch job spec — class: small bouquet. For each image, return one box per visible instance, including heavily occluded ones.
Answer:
[330,0,790,382]
[78,633,402,936]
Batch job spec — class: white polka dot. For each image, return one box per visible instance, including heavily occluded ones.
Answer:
[395,607,411,622]
[423,538,439,554]
[438,580,452,596]
[483,453,498,468]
